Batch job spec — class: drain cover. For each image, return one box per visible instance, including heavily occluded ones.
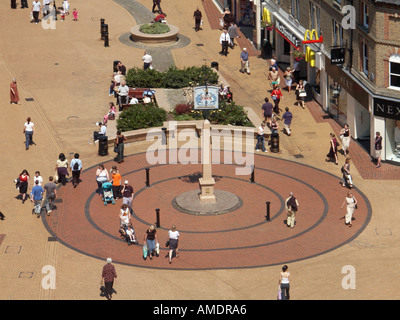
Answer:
[25,98,34,102]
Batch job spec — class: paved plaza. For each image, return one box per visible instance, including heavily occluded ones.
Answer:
[1,0,400,301]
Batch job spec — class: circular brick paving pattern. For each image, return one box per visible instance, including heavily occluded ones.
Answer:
[43,150,372,270]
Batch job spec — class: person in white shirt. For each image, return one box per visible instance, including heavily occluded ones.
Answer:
[33,171,43,186]
[24,117,35,150]
[117,80,129,109]
[143,95,151,104]
[167,225,180,264]
[219,29,231,56]
[129,96,139,104]
[94,122,107,141]
[62,0,70,15]
[32,1,41,24]
[142,51,153,70]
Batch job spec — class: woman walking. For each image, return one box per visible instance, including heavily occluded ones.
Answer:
[10,78,20,104]
[295,80,306,109]
[55,153,69,185]
[144,225,158,260]
[114,131,127,163]
[283,67,293,93]
[271,85,283,116]
[168,225,180,264]
[340,124,351,155]
[341,192,357,227]
[279,265,290,300]
[326,133,339,165]
[341,157,353,188]
[23,117,35,150]
[18,169,30,204]
[95,164,109,196]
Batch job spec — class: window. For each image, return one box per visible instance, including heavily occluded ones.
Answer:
[363,2,369,28]
[363,41,369,76]
[310,2,321,35]
[389,55,400,89]
[291,0,300,19]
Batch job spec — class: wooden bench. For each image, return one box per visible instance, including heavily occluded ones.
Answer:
[120,88,158,110]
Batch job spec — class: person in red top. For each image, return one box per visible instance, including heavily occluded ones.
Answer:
[102,258,117,300]
[271,85,284,116]
[153,13,165,23]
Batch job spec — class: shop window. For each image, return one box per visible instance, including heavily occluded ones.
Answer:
[389,54,400,89]
[385,119,400,162]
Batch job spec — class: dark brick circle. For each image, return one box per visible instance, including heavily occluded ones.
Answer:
[42,150,372,270]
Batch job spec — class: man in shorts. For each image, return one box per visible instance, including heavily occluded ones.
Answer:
[261,97,274,127]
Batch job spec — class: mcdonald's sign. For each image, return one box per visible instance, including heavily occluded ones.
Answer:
[262,8,271,24]
[303,29,323,44]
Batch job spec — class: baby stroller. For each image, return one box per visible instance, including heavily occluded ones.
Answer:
[119,224,138,245]
[102,182,115,205]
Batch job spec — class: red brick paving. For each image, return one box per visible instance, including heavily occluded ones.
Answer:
[43,150,372,270]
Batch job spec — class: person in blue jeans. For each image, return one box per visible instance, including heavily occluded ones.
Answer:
[21,0,28,8]
[255,122,268,152]
[31,180,44,217]
[23,117,35,150]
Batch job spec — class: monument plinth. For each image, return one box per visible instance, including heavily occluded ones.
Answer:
[199,120,216,203]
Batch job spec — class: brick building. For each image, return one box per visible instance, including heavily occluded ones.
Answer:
[257,0,400,164]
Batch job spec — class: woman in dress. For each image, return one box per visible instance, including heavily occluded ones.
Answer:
[114,131,127,163]
[326,133,339,165]
[144,225,158,260]
[271,85,283,116]
[283,67,293,93]
[168,225,180,264]
[341,157,353,188]
[295,80,306,109]
[18,169,30,204]
[119,203,131,228]
[279,265,290,300]
[95,164,109,196]
[341,192,357,227]
[340,124,350,155]
[55,153,69,185]
[10,78,20,104]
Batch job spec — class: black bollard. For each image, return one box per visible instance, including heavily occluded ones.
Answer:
[266,201,271,221]
[101,23,108,41]
[104,31,109,47]
[250,165,255,183]
[161,127,167,145]
[145,168,150,188]
[155,208,160,228]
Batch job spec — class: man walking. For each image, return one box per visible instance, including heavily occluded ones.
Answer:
[261,98,274,127]
[21,0,29,8]
[240,48,250,75]
[142,51,153,70]
[282,107,293,136]
[31,0,41,24]
[152,0,163,14]
[255,122,268,153]
[31,180,44,217]
[121,180,134,212]
[285,192,299,228]
[193,7,202,32]
[70,153,82,188]
[219,29,230,57]
[43,176,57,215]
[101,258,117,300]
[228,22,239,48]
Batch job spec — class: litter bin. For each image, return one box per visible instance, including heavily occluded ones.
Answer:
[98,135,108,156]
[211,61,219,71]
[270,132,279,153]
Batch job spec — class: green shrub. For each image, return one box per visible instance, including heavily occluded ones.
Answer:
[139,23,170,34]
[117,103,167,132]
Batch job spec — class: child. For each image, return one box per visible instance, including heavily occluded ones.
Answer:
[125,225,137,245]
[60,9,66,21]
[72,8,78,21]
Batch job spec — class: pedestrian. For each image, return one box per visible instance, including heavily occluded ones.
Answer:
[255,122,268,153]
[152,0,163,14]
[33,171,43,186]
[219,29,230,57]
[240,48,250,75]
[285,192,299,228]
[56,153,69,185]
[144,225,158,260]
[282,107,293,136]
[293,59,301,84]
[101,258,117,300]
[168,225,180,264]
[18,169,30,204]
[193,7,202,32]
[295,80,306,109]
[142,51,153,70]
[95,164,109,196]
[279,265,290,300]
[43,176,57,215]
[261,97,274,127]
[339,124,351,155]
[23,117,35,150]
[31,0,41,24]
[326,133,339,165]
[69,153,82,188]
[30,179,44,217]
[119,203,131,228]
[10,78,20,104]
[43,0,51,17]
[114,130,127,163]
[21,0,29,8]
[228,22,239,48]
[374,131,382,168]
[283,67,294,93]
[270,56,278,71]
[121,180,134,211]
[11,0,17,9]
[111,166,122,200]
[341,157,353,188]
[72,8,78,21]
[341,192,357,227]
[271,85,283,115]
[62,0,70,15]
[268,67,280,90]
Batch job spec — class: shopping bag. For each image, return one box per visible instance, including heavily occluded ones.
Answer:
[143,243,148,259]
